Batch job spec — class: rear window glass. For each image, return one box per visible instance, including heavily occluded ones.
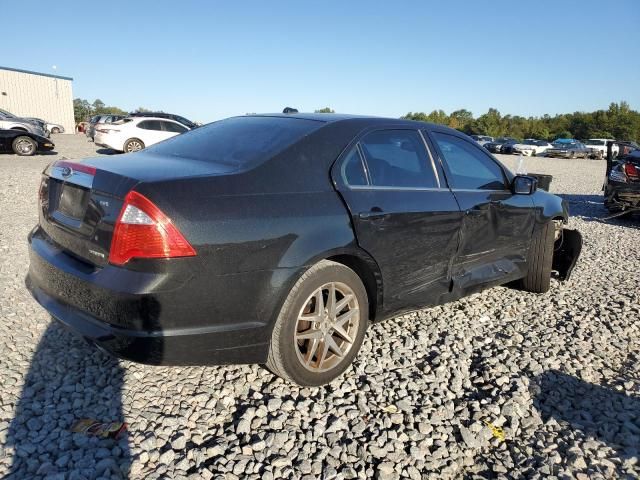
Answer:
[146,116,323,167]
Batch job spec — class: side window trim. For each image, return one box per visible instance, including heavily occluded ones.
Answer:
[418,130,442,189]
[426,130,511,192]
[355,143,371,185]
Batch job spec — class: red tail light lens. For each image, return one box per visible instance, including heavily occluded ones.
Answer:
[623,162,639,179]
[109,191,196,266]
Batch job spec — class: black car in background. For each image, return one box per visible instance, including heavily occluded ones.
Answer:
[604,141,640,216]
[545,140,590,158]
[128,111,198,129]
[0,129,55,156]
[484,137,517,153]
[26,114,582,386]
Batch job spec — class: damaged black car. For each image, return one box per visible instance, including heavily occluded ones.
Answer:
[26,114,582,386]
[604,141,640,217]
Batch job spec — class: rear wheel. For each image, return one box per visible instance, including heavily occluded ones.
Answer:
[124,138,144,153]
[51,127,60,134]
[266,260,369,386]
[569,151,576,159]
[520,222,555,293]
[12,136,37,156]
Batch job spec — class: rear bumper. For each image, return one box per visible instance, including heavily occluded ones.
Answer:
[26,227,271,366]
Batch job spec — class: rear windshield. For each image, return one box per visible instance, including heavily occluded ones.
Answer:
[146,116,324,167]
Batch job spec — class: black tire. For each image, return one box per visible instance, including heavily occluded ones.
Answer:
[124,138,145,153]
[569,151,575,159]
[266,260,369,386]
[51,127,60,134]
[521,222,555,293]
[12,136,37,156]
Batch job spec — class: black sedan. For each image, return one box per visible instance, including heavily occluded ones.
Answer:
[484,137,517,154]
[0,129,55,156]
[545,140,590,159]
[604,141,640,216]
[26,114,582,386]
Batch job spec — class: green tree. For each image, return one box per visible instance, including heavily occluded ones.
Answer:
[314,107,335,113]
[73,98,92,123]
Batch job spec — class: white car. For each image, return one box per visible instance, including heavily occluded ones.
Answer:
[584,138,618,159]
[94,117,190,152]
[511,139,553,156]
[46,123,65,134]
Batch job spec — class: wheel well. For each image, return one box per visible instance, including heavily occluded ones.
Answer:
[327,254,381,321]
[11,127,28,132]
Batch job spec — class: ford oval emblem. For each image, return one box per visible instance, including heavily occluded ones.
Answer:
[61,166,73,177]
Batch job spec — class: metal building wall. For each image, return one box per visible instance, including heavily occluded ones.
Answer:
[0,67,75,134]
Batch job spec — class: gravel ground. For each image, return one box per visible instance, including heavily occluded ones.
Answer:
[0,134,638,479]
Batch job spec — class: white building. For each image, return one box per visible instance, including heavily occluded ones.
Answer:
[0,66,75,134]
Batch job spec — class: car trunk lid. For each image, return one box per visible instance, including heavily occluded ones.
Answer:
[38,155,238,267]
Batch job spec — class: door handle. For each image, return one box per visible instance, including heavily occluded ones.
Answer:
[359,207,384,219]
[464,208,485,216]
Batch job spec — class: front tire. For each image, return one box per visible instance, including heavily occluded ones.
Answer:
[124,138,144,153]
[266,260,369,386]
[12,136,37,156]
[521,222,555,293]
[51,127,60,134]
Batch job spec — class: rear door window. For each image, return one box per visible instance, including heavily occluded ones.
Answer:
[359,130,437,188]
[162,121,188,133]
[138,120,163,131]
[432,132,507,190]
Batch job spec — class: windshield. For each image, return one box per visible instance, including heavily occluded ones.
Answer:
[553,142,576,148]
[584,140,605,146]
[146,116,324,167]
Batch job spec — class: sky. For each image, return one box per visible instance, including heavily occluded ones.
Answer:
[4,0,639,123]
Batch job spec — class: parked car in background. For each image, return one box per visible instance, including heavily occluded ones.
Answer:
[604,141,640,215]
[0,129,55,156]
[86,114,126,141]
[0,109,50,136]
[584,138,618,159]
[504,139,553,156]
[26,113,582,386]
[484,137,517,153]
[470,135,494,146]
[128,111,198,129]
[0,111,48,137]
[94,116,190,152]
[47,123,65,134]
[546,139,590,158]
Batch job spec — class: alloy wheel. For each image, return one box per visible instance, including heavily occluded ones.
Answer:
[16,139,35,155]
[294,282,360,373]
[126,140,143,152]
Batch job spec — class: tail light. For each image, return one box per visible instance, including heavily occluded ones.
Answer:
[109,191,196,266]
[96,128,119,134]
[623,162,639,179]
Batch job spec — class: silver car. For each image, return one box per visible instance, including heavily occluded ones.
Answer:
[0,109,47,137]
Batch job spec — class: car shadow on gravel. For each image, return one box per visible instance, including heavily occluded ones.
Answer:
[4,322,130,479]
[532,370,640,462]
[559,194,640,229]
[95,148,120,155]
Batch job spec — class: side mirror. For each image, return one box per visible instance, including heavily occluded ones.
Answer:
[512,175,537,195]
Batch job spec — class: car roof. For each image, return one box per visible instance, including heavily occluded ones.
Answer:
[129,116,183,123]
[245,112,461,133]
